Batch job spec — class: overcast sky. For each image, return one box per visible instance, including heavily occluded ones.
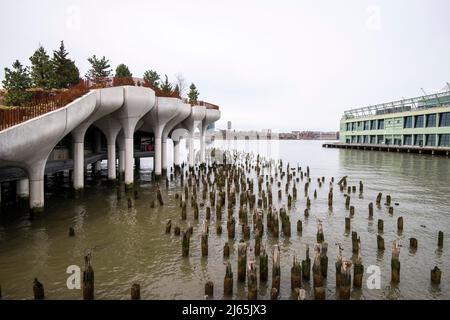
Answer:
[1,0,449,131]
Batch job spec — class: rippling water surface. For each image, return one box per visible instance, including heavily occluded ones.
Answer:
[0,140,449,299]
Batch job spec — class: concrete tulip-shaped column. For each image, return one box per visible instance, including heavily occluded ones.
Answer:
[0,91,97,214]
[182,105,206,168]
[200,108,221,164]
[142,97,181,179]
[94,114,122,180]
[113,86,155,188]
[170,128,189,169]
[161,102,191,173]
[17,178,30,199]
[71,87,124,190]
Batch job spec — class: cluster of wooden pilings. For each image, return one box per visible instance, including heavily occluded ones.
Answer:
[162,149,445,300]
[2,148,445,300]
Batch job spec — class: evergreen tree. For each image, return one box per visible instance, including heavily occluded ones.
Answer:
[173,84,180,97]
[115,64,132,78]
[85,55,112,86]
[51,41,80,88]
[2,60,33,106]
[188,83,199,104]
[29,45,54,89]
[160,74,173,95]
[143,70,160,89]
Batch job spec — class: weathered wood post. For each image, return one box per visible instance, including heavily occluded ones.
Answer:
[352,231,359,254]
[83,253,94,300]
[438,231,444,248]
[247,261,258,300]
[131,283,140,300]
[157,188,164,206]
[312,244,323,288]
[386,195,391,206]
[271,245,281,298]
[165,219,172,234]
[368,202,373,219]
[391,240,401,284]
[69,227,75,237]
[328,190,333,208]
[397,217,403,231]
[201,220,208,257]
[335,244,343,287]
[205,281,214,298]
[182,230,190,257]
[316,220,324,243]
[181,201,187,220]
[431,266,441,285]
[260,245,268,282]
[33,278,44,300]
[353,242,363,288]
[349,206,355,217]
[127,198,132,208]
[227,217,235,240]
[302,245,311,281]
[238,242,247,282]
[378,219,384,232]
[223,242,230,258]
[376,192,382,205]
[345,195,350,209]
[377,235,385,251]
[320,242,328,278]
[291,257,302,290]
[224,262,233,295]
[339,260,352,300]
[409,238,418,250]
[174,226,181,236]
[345,217,351,231]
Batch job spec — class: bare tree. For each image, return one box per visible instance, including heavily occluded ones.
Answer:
[175,73,187,98]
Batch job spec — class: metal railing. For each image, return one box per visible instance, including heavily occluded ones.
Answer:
[0,80,90,131]
[343,90,450,120]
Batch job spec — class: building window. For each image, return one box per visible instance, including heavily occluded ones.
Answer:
[393,137,402,145]
[439,134,450,147]
[363,135,369,143]
[377,119,384,130]
[404,116,413,128]
[414,115,424,128]
[377,135,384,144]
[439,112,450,127]
[346,123,351,131]
[425,134,436,146]
[351,136,357,143]
[403,135,412,145]
[357,136,362,143]
[370,120,376,130]
[414,134,423,146]
[364,121,370,130]
[426,114,436,127]
[385,138,392,145]
[352,122,357,131]
[370,136,376,144]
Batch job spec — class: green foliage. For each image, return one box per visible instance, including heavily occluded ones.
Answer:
[160,74,173,95]
[173,84,180,97]
[29,45,54,89]
[85,55,112,85]
[188,83,199,104]
[143,70,160,89]
[115,63,132,78]
[2,60,33,106]
[51,41,80,88]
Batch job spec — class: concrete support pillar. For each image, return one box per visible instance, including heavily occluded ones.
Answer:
[107,143,116,180]
[28,160,47,215]
[173,140,180,167]
[118,134,125,178]
[154,137,162,177]
[188,132,195,168]
[73,141,84,190]
[124,138,134,187]
[17,178,29,199]
[162,138,168,173]
[200,129,206,164]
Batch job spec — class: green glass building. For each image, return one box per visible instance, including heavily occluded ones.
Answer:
[340,90,450,148]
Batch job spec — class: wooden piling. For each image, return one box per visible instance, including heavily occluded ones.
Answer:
[131,283,140,300]
[368,202,373,219]
[271,245,281,297]
[205,281,214,298]
[201,221,208,257]
[339,260,352,300]
[224,262,233,295]
[223,242,230,258]
[431,266,441,285]
[345,217,351,231]
[320,242,328,278]
[378,219,384,232]
[302,245,311,281]
[391,240,401,284]
[377,235,385,251]
[409,238,418,250]
[260,245,268,282]
[376,192,382,205]
[157,188,164,206]
[237,242,247,282]
[247,262,258,300]
[312,244,323,288]
[69,227,75,237]
[397,217,403,231]
[291,257,302,290]
[33,278,44,300]
[182,230,190,257]
[83,253,94,300]
[438,231,444,248]
[165,219,172,234]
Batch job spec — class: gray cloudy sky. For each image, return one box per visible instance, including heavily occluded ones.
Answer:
[1,0,449,131]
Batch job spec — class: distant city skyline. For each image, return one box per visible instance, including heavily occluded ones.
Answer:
[1,0,449,132]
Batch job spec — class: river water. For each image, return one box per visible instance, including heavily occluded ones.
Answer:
[0,140,449,300]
